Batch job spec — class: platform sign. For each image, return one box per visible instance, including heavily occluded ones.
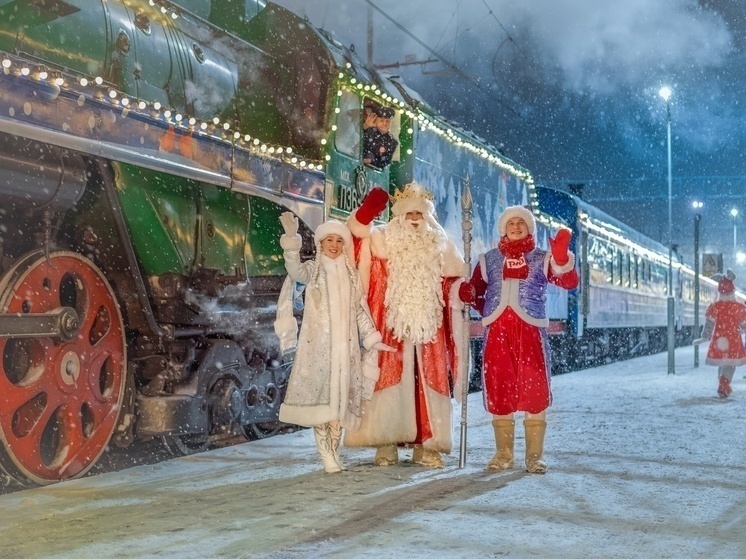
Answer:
[702,253,723,277]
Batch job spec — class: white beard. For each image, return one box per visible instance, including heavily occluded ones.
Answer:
[383,216,446,344]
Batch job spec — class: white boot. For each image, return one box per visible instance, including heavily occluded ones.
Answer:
[313,424,342,473]
[524,419,547,474]
[327,421,346,470]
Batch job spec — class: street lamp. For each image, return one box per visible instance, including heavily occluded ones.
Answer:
[731,208,738,265]
[692,200,703,368]
[659,85,675,375]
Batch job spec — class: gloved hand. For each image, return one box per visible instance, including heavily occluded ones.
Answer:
[691,338,707,345]
[356,187,389,225]
[279,211,298,236]
[459,282,476,304]
[549,228,572,266]
[372,341,396,352]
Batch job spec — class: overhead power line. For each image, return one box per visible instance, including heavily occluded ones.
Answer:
[363,0,520,116]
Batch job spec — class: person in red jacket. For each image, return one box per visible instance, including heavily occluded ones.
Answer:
[693,270,746,398]
[459,206,578,473]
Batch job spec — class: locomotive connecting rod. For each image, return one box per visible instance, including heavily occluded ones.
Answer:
[0,307,80,341]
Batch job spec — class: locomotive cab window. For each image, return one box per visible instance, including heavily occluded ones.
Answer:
[362,98,400,170]
[334,91,361,157]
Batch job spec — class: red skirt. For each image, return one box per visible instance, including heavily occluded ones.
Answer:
[482,307,551,415]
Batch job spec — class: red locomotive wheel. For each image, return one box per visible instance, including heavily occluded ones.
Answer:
[0,252,126,485]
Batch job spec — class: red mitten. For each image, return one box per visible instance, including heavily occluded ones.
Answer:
[459,282,476,304]
[356,187,389,225]
[549,229,572,266]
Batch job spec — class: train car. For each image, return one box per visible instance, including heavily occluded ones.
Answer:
[0,0,536,486]
[535,186,745,369]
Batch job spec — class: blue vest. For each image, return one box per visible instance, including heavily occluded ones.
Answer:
[482,247,548,324]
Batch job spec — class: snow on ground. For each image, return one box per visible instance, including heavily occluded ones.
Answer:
[0,345,744,559]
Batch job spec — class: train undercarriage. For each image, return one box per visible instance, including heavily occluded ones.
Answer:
[0,132,292,487]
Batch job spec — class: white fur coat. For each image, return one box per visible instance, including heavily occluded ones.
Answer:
[277,234,381,431]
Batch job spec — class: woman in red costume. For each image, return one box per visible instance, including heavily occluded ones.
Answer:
[693,270,746,398]
[460,205,578,473]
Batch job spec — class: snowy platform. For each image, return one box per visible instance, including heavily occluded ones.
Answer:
[0,346,744,559]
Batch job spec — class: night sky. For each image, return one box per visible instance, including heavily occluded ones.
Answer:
[274,0,746,279]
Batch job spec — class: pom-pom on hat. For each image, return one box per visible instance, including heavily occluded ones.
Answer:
[390,182,436,217]
[498,205,536,236]
[314,220,354,262]
[714,269,736,294]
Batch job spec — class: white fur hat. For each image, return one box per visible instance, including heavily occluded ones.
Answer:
[498,205,536,236]
[314,220,354,262]
[390,182,436,217]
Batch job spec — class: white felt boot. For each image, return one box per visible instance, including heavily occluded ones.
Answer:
[327,421,346,470]
[313,424,342,473]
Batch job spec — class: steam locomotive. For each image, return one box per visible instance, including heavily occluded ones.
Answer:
[0,0,735,487]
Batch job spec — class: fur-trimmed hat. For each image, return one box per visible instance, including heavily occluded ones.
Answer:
[714,269,736,294]
[498,205,536,236]
[390,182,436,217]
[314,219,354,262]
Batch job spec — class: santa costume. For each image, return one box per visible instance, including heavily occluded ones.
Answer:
[345,183,466,468]
[460,205,578,473]
[276,218,383,472]
[694,270,746,398]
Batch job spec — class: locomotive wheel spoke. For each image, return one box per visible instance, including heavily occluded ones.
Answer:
[0,252,126,485]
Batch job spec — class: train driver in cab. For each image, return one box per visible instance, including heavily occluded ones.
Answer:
[363,106,398,169]
[459,206,579,474]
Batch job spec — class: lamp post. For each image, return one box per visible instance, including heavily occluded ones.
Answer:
[692,201,703,368]
[659,86,675,375]
[731,208,738,266]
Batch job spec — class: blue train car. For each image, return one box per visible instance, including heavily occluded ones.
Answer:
[535,187,744,368]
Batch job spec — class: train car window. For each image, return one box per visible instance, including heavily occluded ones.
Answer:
[587,236,607,286]
[615,250,623,286]
[657,264,667,295]
[624,252,632,287]
[607,249,614,284]
[334,91,361,157]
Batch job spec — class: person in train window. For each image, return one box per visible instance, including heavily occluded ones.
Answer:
[274,213,393,473]
[692,270,746,399]
[459,206,579,473]
[362,106,398,169]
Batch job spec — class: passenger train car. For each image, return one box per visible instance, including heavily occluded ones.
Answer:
[534,187,746,371]
[0,0,733,487]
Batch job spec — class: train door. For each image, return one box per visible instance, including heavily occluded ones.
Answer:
[328,90,364,215]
